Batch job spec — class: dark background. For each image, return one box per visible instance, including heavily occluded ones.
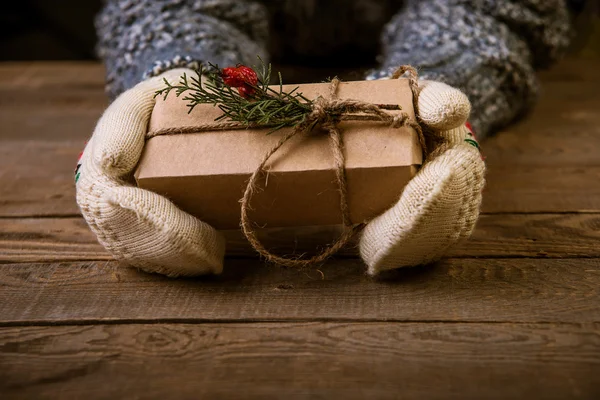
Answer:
[1,0,598,61]
[1,0,102,60]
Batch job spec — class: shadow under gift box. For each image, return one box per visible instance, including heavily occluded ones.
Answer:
[135,79,422,255]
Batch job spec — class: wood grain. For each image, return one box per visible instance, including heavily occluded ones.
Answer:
[0,141,83,217]
[0,62,105,89]
[538,58,600,82]
[0,217,111,262]
[0,258,598,324]
[462,213,600,258]
[483,166,600,213]
[0,62,107,142]
[2,213,600,262]
[483,95,600,167]
[1,322,598,400]
[481,78,600,168]
[0,102,105,142]
[1,139,599,217]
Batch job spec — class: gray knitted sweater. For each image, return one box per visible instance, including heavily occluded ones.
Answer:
[96,0,572,138]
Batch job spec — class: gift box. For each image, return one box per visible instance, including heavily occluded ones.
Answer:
[135,78,422,245]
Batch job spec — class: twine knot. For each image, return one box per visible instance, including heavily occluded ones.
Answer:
[391,114,408,128]
[308,96,330,123]
[307,90,345,133]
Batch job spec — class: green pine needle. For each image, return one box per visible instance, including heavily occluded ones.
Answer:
[154,58,313,132]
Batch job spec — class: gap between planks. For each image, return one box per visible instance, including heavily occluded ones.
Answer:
[0,318,596,329]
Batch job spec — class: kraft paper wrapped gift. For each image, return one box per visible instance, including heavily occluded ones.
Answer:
[135,79,423,240]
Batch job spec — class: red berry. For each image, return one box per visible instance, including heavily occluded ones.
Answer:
[238,65,258,86]
[221,65,258,88]
[237,85,256,98]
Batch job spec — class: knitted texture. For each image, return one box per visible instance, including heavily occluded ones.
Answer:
[367,0,572,137]
[76,69,226,277]
[360,128,485,274]
[96,0,270,99]
[96,0,571,138]
[415,80,471,131]
[360,79,485,275]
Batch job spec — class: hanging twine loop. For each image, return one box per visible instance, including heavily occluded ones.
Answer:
[147,65,424,269]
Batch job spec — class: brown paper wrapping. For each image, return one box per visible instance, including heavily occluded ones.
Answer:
[135,79,422,231]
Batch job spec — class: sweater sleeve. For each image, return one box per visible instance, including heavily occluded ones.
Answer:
[475,0,572,68]
[96,0,270,99]
[368,0,572,138]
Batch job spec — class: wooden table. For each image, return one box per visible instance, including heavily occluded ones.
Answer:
[1,60,599,399]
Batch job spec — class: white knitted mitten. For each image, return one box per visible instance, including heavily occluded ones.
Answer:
[359,80,486,275]
[76,69,226,277]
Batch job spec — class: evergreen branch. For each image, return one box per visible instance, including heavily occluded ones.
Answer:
[154,59,314,131]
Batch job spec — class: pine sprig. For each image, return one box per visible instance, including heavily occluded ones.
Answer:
[154,59,313,132]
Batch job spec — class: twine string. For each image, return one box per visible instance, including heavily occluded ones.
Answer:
[147,65,424,269]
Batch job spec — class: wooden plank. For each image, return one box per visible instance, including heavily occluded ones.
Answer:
[1,140,599,217]
[483,166,600,213]
[0,217,111,262]
[1,322,598,399]
[0,258,598,324]
[3,82,599,160]
[0,100,105,142]
[2,213,600,263]
[226,211,600,257]
[484,84,600,167]
[483,128,600,167]
[3,74,599,153]
[0,141,83,217]
[463,213,600,257]
[0,63,106,142]
[538,58,600,82]
[0,58,597,90]
[0,62,105,89]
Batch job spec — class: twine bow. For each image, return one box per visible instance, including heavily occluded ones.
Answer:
[147,65,424,269]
